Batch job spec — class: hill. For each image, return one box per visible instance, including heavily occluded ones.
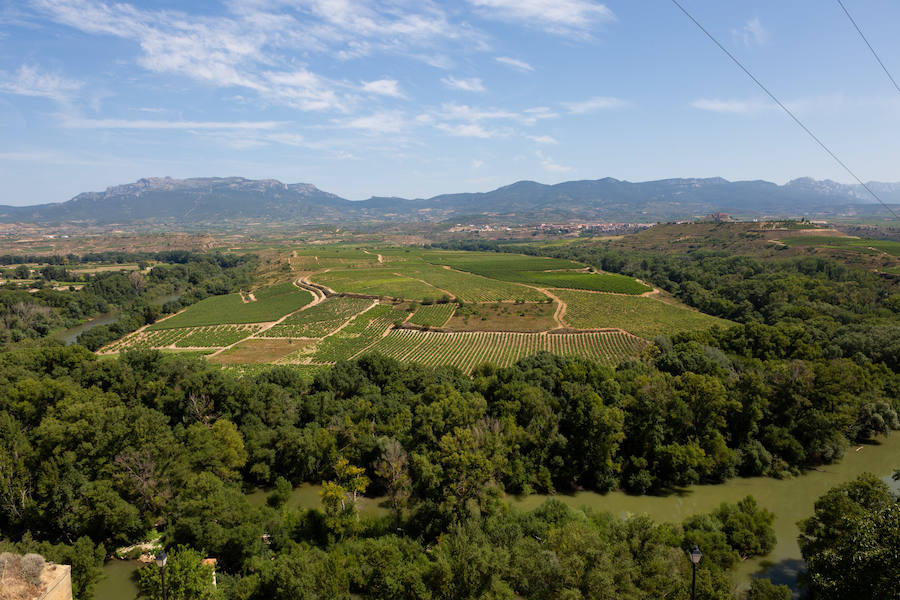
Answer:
[1,175,897,227]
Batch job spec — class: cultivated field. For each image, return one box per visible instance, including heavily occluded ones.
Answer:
[366,329,648,373]
[102,246,729,370]
[554,289,730,338]
[149,282,312,329]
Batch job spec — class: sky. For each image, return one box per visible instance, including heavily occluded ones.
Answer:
[1,0,899,205]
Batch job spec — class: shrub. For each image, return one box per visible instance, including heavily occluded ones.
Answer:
[21,553,46,586]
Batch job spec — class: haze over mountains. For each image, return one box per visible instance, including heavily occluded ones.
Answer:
[1,176,897,227]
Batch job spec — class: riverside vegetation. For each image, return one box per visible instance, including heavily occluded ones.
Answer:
[0,224,897,599]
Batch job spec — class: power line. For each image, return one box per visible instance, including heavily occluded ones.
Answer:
[668,0,899,221]
[836,0,900,94]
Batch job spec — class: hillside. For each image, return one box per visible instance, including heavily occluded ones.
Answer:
[0,175,897,227]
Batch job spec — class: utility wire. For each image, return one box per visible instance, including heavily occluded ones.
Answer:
[668,0,899,220]
[836,0,900,94]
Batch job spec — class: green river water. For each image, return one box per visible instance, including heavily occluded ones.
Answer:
[95,433,899,599]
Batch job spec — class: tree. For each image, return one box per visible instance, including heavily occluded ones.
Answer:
[374,438,411,519]
[137,545,222,600]
[798,473,899,599]
[320,457,370,537]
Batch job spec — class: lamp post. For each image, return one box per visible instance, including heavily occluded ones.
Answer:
[689,545,702,600]
[155,550,168,600]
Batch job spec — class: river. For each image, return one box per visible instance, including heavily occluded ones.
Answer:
[54,292,181,346]
[95,433,899,599]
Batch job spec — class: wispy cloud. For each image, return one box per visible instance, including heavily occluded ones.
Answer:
[342,111,408,134]
[0,65,82,102]
[436,123,496,138]
[537,150,571,172]
[361,79,405,98]
[528,134,558,144]
[690,98,774,115]
[468,0,614,35]
[61,117,284,130]
[441,76,486,92]
[495,56,534,72]
[562,96,627,114]
[733,17,768,46]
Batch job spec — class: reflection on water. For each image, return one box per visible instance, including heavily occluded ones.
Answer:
[98,434,898,599]
[54,292,181,346]
[94,559,141,600]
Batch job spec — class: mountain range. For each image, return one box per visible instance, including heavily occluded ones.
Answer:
[1,176,897,227]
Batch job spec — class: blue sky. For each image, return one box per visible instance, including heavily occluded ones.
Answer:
[1,0,899,205]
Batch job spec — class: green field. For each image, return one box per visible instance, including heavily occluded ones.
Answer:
[555,289,730,338]
[303,304,409,363]
[400,263,544,302]
[102,324,262,352]
[311,269,442,300]
[779,236,900,257]
[419,251,649,293]
[148,282,312,329]
[408,303,456,327]
[366,329,648,373]
[260,297,373,338]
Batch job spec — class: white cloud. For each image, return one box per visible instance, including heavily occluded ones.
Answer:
[31,0,482,112]
[472,159,484,168]
[441,76,486,92]
[733,17,768,46]
[61,117,283,129]
[528,134,558,144]
[361,79,405,98]
[562,96,627,114]
[690,98,774,115]
[0,65,82,102]
[342,111,408,133]
[495,56,534,72]
[436,122,495,138]
[537,150,571,172]
[468,0,614,35]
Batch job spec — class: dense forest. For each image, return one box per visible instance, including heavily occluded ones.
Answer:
[0,239,898,599]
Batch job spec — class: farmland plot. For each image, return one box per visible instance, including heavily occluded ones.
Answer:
[148,282,312,329]
[103,324,262,352]
[305,304,408,363]
[260,297,373,338]
[311,269,441,300]
[408,303,456,327]
[397,263,544,302]
[365,330,647,373]
[554,289,730,338]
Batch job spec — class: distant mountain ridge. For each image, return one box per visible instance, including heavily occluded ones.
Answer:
[0,175,897,227]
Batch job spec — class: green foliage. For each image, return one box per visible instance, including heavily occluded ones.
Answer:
[137,545,222,600]
[798,473,900,599]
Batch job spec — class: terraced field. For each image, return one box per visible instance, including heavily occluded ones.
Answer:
[260,297,373,338]
[554,289,730,338]
[366,330,648,372]
[408,303,456,327]
[149,282,312,329]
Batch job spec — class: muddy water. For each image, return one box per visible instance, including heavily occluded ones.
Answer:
[97,433,898,599]
[54,292,181,346]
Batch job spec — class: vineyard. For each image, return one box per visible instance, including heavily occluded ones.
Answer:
[399,263,543,302]
[407,303,456,327]
[554,289,731,338]
[365,329,648,373]
[102,323,262,352]
[260,297,374,338]
[311,269,441,300]
[290,304,409,363]
[149,282,313,329]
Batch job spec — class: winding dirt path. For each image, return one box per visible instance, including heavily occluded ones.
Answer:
[535,288,568,328]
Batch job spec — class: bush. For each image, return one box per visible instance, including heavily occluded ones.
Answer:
[21,553,46,586]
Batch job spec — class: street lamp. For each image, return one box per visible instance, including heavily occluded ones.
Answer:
[155,550,168,600]
[689,545,702,600]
